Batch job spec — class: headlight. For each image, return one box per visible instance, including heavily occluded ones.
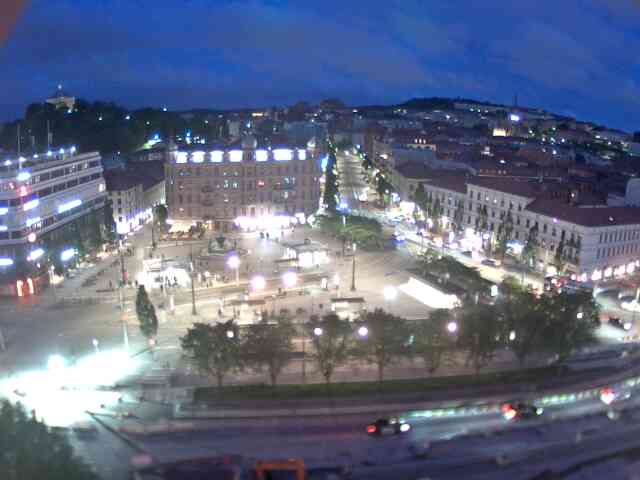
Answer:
[400,423,411,432]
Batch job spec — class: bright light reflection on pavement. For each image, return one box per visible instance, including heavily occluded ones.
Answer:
[0,349,139,427]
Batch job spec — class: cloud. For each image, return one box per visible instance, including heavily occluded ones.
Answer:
[0,0,638,130]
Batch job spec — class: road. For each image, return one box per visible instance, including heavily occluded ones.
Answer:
[125,373,640,479]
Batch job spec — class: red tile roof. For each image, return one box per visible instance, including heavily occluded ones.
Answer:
[525,198,640,227]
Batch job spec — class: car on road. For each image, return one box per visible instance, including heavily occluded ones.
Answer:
[481,258,501,267]
[392,231,406,242]
[600,387,632,406]
[501,402,544,421]
[366,417,411,436]
[608,316,632,331]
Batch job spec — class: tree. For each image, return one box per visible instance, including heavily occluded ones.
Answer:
[539,291,598,361]
[243,315,296,386]
[522,224,539,267]
[352,308,410,382]
[0,400,97,480]
[307,313,351,386]
[496,280,546,366]
[135,285,158,342]
[553,238,566,274]
[457,303,503,374]
[86,211,102,251]
[323,148,339,213]
[495,211,514,261]
[154,204,168,230]
[453,199,465,233]
[412,309,456,374]
[181,321,242,388]
[103,199,116,242]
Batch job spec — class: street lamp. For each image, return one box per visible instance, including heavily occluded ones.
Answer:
[508,330,516,341]
[226,330,235,339]
[251,275,266,292]
[351,242,357,291]
[227,255,240,286]
[282,271,298,289]
[313,327,323,336]
[383,285,397,309]
[446,321,458,334]
[357,325,368,337]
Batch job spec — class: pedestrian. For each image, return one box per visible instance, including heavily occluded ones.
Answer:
[109,280,113,290]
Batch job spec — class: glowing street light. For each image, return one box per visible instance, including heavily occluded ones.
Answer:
[357,326,369,337]
[251,275,266,292]
[226,330,235,339]
[282,271,298,289]
[508,330,516,341]
[227,255,240,286]
[313,327,323,336]
[383,285,398,302]
[446,321,458,334]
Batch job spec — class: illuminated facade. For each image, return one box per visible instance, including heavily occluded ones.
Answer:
[422,176,640,280]
[165,139,322,231]
[0,148,107,295]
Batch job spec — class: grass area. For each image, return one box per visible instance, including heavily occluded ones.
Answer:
[193,365,568,403]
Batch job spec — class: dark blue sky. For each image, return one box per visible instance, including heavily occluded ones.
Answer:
[1,0,639,131]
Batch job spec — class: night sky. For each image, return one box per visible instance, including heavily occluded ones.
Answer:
[1,0,639,131]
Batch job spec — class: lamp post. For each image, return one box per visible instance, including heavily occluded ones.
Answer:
[228,254,240,286]
[383,285,397,309]
[351,242,357,292]
[190,244,197,316]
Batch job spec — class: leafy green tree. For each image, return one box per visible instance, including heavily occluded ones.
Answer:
[103,200,116,241]
[243,315,296,386]
[307,313,351,386]
[411,309,456,374]
[540,291,598,361]
[453,199,465,233]
[181,320,242,388]
[0,400,97,480]
[495,211,514,261]
[554,238,566,274]
[352,308,410,382]
[496,280,546,366]
[135,285,158,342]
[323,149,339,213]
[457,303,503,374]
[522,224,539,267]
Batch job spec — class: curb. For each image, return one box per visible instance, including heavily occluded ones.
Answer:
[86,411,148,454]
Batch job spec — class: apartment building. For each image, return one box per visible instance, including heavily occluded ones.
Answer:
[0,147,107,295]
[165,137,322,232]
[421,175,640,281]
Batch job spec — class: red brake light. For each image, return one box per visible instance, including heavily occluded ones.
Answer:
[366,425,376,433]
[600,388,615,405]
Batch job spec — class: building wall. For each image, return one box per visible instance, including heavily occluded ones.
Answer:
[165,147,321,231]
[423,178,640,279]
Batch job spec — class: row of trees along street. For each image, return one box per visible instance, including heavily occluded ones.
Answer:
[178,276,598,388]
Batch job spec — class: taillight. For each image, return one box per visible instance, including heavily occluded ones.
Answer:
[600,388,615,405]
[366,425,376,433]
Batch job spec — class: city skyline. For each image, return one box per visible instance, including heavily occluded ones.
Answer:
[1,0,639,131]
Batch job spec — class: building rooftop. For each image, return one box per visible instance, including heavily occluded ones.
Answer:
[525,198,640,227]
[425,175,468,194]
[395,161,435,179]
[467,176,562,198]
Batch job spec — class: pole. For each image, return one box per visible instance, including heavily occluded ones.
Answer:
[351,242,356,291]
[190,244,197,315]
[301,324,306,384]
[235,266,239,287]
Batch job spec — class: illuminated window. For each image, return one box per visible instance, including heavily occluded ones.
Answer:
[210,151,223,163]
[297,149,307,160]
[229,150,243,162]
[273,149,292,161]
[192,151,205,163]
[176,152,188,164]
[255,150,268,162]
